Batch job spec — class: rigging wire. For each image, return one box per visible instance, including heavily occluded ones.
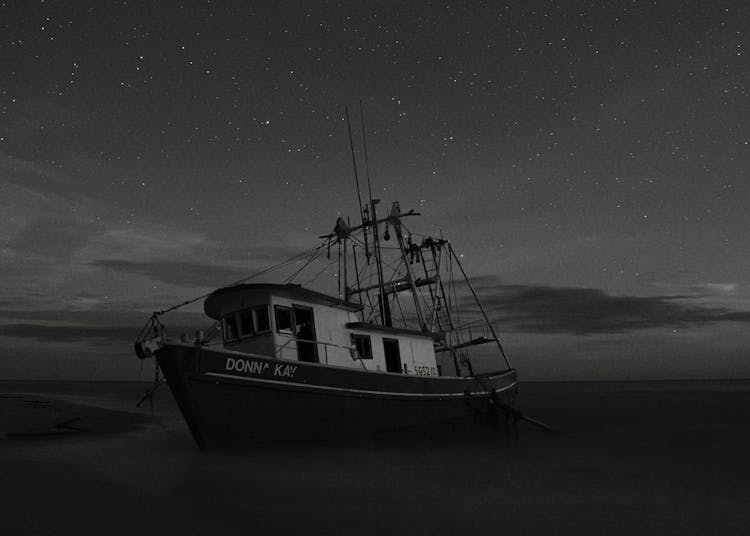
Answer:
[392,287,408,328]
[448,243,512,369]
[353,246,376,315]
[451,255,467,346]
[337,240,342,297]
[296,257,335,288]
[150,240,329,317]
[285,245,328,284]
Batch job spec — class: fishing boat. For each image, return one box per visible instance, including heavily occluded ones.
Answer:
[135,114,524,449]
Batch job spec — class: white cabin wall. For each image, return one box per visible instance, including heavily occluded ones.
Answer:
[347,330,438,375]
[390,335,437,375]
[314,308,360,366]
[406,337,439,375]
[240,293,440,375]
[348,330,386,371]
[269,296,356,365]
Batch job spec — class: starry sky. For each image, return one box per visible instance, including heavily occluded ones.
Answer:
[1,0,749,380]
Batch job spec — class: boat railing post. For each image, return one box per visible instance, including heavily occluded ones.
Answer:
[275,337,294,359]
[276,337,366,369]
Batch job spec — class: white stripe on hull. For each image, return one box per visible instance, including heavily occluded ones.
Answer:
[203,371,517,399]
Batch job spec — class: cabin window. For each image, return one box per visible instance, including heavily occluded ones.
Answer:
[351,334,373,359]
[223,315,238,342]
[222,305,270,343]
[254,306,270,333]
[237,309,254,337]
[275,305,294,334]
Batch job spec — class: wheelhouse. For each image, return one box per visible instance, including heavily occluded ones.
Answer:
[203,283,441,375]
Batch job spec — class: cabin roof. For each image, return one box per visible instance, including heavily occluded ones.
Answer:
[204,283,362,319]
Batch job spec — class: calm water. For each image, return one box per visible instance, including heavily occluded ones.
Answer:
[1,380,749,535]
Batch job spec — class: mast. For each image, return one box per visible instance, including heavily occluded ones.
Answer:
[359,102,391,327]
[369,198,390,326]
[390,202,428,332]
[342,229,348,300]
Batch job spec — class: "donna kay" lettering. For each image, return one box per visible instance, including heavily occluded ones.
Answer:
[225,357,297,378]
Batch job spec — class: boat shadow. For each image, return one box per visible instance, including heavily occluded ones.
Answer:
[204,410,545,453]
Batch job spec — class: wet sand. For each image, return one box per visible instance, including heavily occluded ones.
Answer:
[1,380,748,535]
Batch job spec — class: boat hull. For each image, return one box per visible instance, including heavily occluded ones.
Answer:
[156,342,518,448]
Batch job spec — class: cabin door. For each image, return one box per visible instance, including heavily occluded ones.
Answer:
[383,338,402,373]
[293,306,318,363]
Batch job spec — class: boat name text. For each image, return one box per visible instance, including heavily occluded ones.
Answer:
[414,364,437,376]
[225,357,297,378]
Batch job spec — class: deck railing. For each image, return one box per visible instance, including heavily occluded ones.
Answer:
[274,337,367,369]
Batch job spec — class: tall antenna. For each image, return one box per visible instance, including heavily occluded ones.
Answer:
[345,106,365,224]
[359,99,375,206]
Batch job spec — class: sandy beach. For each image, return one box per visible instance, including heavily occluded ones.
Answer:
[1,380,748,535]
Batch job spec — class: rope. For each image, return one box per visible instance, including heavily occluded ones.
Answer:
[285,244,328,284]
[296,254,334,287]
[449,244,512,370]
[152,239,329,317]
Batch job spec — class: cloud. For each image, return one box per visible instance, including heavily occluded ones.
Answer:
[86,225,210,260]
[0,307,211,351]
[92,259,253,287]
[0,307,204,326]
[696,283,738,294]
[0,323,136,346]
[465,278,750,335]
[8,217,101,259]
[89,239,317,289]
[0,149,105,213]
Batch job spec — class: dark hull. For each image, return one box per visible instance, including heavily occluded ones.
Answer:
[156,342,518,448]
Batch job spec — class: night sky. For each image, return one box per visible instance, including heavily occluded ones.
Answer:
[2,1,749,380]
